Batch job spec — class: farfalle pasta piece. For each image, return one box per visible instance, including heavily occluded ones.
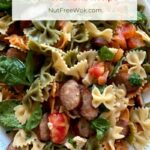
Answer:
[84,21,113,42]
[77,50,97,67]
[0,15,13,34]
[13,129,37,148]
[92,85,116,110]
[136,29,150,43]
[106,126,125,150]
[130,108,150,150]
[31,139,45,150]
[14,104,31,125]
[113,84,129,111]
[13,129,45,150]
[24,21,61,46]
[66,60,89,80]
[28,40,65,56]
[64,49,78,67]
[5,34,29,51]
[133,131,150,150]
[126,51,146,66]
[72,22,89,43]
[126,51,147,79]
[23,71,54,106]
[131,107,150,131]
[52,50,69,73]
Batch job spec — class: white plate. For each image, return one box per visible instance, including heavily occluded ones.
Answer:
[0,0,150,149]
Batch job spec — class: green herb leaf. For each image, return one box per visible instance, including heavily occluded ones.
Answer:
[0,0,12,12]
[91,117,110,140]
[0,100,22,129]
[128,73,143,86]
[25,103,42,131]
[25,50,34,83]
[98,46,115,61]
[0,56,29,86]
[85,137,101,150]
[43,143,54,150]
[43,142,67,150]
[130,11,147,25]
[109,57,124,78]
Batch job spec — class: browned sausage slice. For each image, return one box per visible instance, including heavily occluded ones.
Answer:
[77,118,91,137]
[6,48,26,61]
[60,80,80,111]
[38,113,50,142]
[80,86,99,120]
[111,71,139,93]
[7,142,20,150]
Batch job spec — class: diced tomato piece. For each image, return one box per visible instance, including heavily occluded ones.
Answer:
[117,23,136,39]
[127,33,145,49]
[98,71,109,85]
[48,113,69,144]
[88,63,105,78]
[113,32,127,50]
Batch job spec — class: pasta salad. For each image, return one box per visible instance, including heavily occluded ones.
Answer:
[0,1,150,150]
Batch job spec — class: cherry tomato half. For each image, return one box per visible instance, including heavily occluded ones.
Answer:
[48,113,69,144]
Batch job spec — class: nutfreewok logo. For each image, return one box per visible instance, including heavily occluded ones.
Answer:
[12,0,137,20]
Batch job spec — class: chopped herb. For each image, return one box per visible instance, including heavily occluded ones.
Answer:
[98,46,115,61]
[91,117,110,140]
[109,57,124,78]
[128,73,143,86]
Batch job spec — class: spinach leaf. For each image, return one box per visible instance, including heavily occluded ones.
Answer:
[24,103,42,131]
[98,46,115,61]
[0,56,29,86]
[91,117,110,140]
[0,100,22,129]
[25,50,34,83]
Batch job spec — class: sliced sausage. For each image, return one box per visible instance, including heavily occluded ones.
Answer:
[60,80,80,111]
[7,142,20,150]
[38,113,50,142]
[111,71,139,93]
[77,118,91,137]
[6,48,26,61]
[80,86,99,120]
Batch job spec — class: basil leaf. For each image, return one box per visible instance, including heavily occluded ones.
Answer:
[0,56,29,86]
[25,103,42,131]
[0,100,22,129]
[98,46,115,61]
[25,50,34,83]
[91,117,110,140]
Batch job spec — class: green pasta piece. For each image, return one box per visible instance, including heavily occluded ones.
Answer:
[24,21,62,46]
